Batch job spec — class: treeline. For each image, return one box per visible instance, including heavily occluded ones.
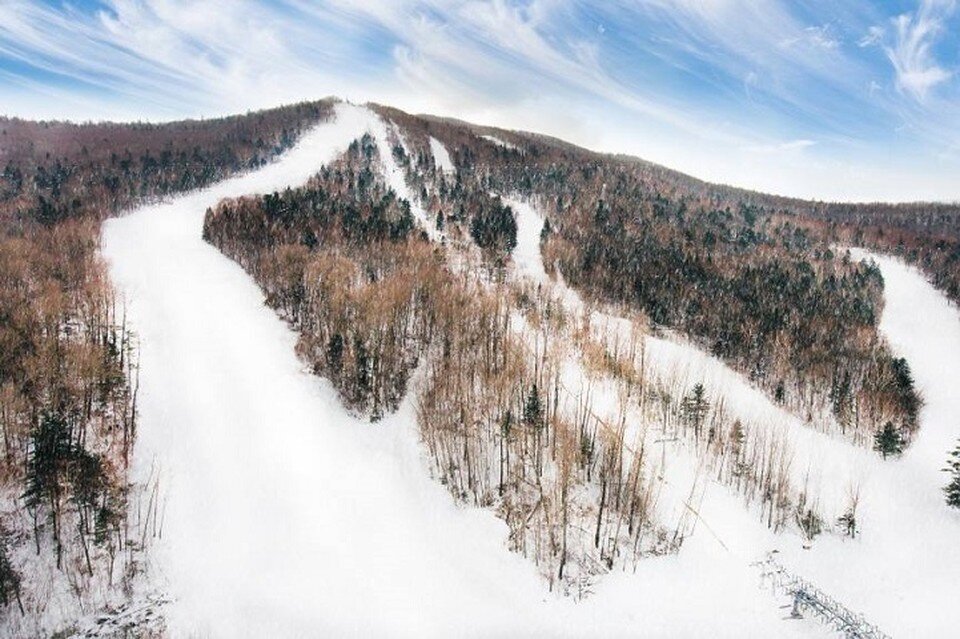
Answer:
[383,103,960,313]
[578,312,838,543]
[206,124,896,587]
[373,106,921,448]
[538,197,919,444]
[0,99,334,630]
[0,100,333,227]
[814,202,960,307]
[204,135,424,418]
[0,219,136,619]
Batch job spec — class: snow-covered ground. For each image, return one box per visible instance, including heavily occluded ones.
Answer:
[782,251,960,637]
[481,134,519,151]
[99,104,960,637]
[429,136,455,173]
[507,198,960,636]
[374,122,443,242]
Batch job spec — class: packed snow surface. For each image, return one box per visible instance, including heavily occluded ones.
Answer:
[100,104,960,637]
[508,199,960,636]
[429,135,455,173]
[375,123,443,242]
[481,134,518,150]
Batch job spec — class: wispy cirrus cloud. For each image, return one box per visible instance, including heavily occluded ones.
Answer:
[0,0,958,202]
[883,0,955,101]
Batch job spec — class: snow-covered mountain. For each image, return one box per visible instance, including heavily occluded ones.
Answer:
[3,101,960,638]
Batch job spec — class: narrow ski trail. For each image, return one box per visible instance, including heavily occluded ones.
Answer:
[781,251,960,637]
[508,199,960,637]
[101,104,552,637]
[101,104,830,637]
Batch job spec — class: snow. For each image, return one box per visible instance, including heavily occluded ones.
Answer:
[429,136,455,173]
[372,122,443,242]
[103,103,547,637]
[96,102,960,636]
[100,105,815,637]
[508,197,550,284]
[481,134,518,151]
[780,250,960,637]
[507,198,960,636]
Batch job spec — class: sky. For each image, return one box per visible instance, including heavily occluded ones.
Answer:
[0,0,958,202]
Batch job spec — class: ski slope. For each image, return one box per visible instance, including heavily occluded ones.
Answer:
[782,251,960,637]
[100,103,960,637]
[429,136,455,173]
[508,198,960,636]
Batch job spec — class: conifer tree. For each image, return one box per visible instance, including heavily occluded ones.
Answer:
[944,440,960,509]
[874,421,903,459]
[682,383,709,439]
[523,384,543,427]
[0,530,23,614]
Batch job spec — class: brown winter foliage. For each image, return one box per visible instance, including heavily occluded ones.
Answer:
[0,218,136,615]
[204,139,682,590]
[0,100,334,227]
[204,131,852,591]
[0,100,334,627]
[812,202,960,306]
[374,104,922,446]
[3,96,950,608]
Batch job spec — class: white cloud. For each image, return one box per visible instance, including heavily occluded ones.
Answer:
[806,24,841,50]
[744,138,816,154]
[0,0,959,202]
[884,0,955,101]
[859,25,885,47]
[780,24,840,51]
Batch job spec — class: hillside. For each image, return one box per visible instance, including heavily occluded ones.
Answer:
[0,100,335,635]
[1,99,959,637]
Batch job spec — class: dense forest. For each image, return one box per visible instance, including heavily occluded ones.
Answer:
[371,105,922,449]
[0,100,333,631]
[812,202,960,307]
[0,101,332,226]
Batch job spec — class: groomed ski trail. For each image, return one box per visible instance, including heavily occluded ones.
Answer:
[101,104,828,638]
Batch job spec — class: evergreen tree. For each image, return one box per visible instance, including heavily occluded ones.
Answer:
[540,217,551,244]
[774,381,785,405]
[326,333,344,376]
[891,357,920,429]
[944,439,960,509]
[354,337,371,404]
[523,384,543,427]
[874,421,903,459]
[470,201,518,252]
[23,411,73,515]
[681,383,709,439]
[0,530,22,614]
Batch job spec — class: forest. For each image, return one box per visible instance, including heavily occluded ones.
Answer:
[812,202,960,307]
[370,105,922,449]
[205,125,872,590]
[0,100,333,628]
[3,97,956,617]
[205,136,679,588]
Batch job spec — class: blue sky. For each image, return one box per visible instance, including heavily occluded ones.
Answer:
[1,0,958,202]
